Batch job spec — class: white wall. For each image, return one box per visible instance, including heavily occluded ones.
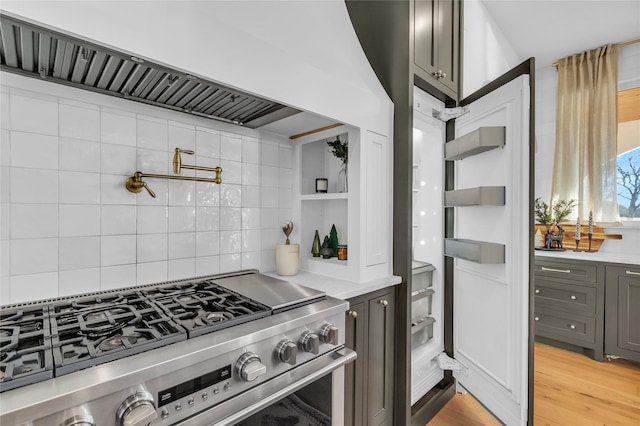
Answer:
[462,0,521,97]
[535,43,640,255]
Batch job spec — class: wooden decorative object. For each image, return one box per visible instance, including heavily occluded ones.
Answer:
[534,224,622,252]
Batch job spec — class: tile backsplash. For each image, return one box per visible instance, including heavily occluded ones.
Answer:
[0,73,292,305]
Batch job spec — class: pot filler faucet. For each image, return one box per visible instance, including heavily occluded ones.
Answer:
[125,147,223,198]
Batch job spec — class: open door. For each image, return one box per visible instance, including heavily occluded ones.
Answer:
[445,72,532,425]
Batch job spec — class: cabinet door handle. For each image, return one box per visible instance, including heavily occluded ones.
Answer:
[569,324,576,330]
[626,270,640,276]
[570,295,577,300]
[379,299,388,307]
[347,310,358,318]
[541,267,571,274]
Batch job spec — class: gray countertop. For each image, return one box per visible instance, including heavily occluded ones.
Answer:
[263,271,402,300]
[535,250,640,266]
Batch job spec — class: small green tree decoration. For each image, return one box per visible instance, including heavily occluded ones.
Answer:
[326,135,348,164]
[329,224,339,257]
[534,197,577,232]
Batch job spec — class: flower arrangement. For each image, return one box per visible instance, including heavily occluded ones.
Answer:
[534,197,577,230]
[326,135,348,164]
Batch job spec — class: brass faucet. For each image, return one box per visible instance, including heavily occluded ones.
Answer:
[125,147,222,198]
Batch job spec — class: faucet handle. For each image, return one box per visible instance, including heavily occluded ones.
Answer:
[142,181,156,198]
[173,147,194,174]
[176,148,195,155]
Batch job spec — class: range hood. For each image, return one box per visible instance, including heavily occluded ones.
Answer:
[0,12,300,128]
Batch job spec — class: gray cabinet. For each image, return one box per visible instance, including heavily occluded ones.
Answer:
[345,286,395,426]
[414,0,460,98]
[534,258,605,361]
[605,265,640,362]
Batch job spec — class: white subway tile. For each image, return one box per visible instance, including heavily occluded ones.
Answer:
[279,146,293,169]
[59,204,100,237]
[168,232,196,259]
[220,184,242,207]
[101,174,137,205]
[11,238,58,275]
[219,160,241,185]
[242,230,261,252]
[220,135,242,162]
[219,253,241,274]
[102,205,136,235]
[195,207,219,232]
[242,163,261,186]
[10,272,58,303]
[137,234,168,263]
[195,182,220,206]
[169,123,195,151]
[259,208,279,230]
[242,139,261,164]
[168,206,196,233]
[101,144,136,175]
[1,88,9,130]
[260,249,276,273]
[101,112,136,146]
[59,237,100,271]
[241,208,261,230]
[11,204,58,239]
[11,168,58,204]
[1,129,9,167]
[220,231,241,254]
[102,235,136,266]
[168,258,195,280]
[1,199,9,237]
[241,252,261,271]
[59,268,100,296]
[196,129,220,158]
[278,168,293,188]
[11,131,58,170]
[101,264,136,290]
[138,118,168,151]
[0,276,9,306]
[168,180,196,206]
[220,207,241,231]
[59,171,101,204]
[137,261,168,285]
[1,240,9,276]
[137,206,168,234]
[261,229,280,251]
[261,143,279,167]
[196,231,219,257]
[59,102,100,141]
[59,138,100,172]
[10,93,58,136]
[260,187,279,208]
[242,185,261,207]
[196,256,219,276]
[278,188,292,209]
[137,148,169,174]
[261,165,279,188]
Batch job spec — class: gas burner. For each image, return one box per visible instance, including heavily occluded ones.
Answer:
[194,312,232,326]
[97,334,139,352]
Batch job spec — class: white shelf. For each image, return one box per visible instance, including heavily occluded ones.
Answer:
[303,254,349,267]
[301,193,349,201]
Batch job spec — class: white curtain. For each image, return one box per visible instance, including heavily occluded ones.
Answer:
[551,44,620,224]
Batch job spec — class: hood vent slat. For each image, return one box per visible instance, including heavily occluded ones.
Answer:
[0,13,300,128]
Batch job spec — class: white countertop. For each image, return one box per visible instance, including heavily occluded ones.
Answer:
[535,249,640,266]
[263,271,402,300]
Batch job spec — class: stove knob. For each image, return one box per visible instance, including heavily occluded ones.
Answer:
[116,391,158,426]
[276,339,298,365]
[236,352,267,382]
[320,324,339,345]
[299,331,320,354]
[60,415,95,426]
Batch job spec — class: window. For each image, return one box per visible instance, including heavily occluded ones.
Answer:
[617,87,640,220]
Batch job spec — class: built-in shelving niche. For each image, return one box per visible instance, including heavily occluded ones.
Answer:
[444,186,505,207]
[444,238,505,264]
[444,126,505,161]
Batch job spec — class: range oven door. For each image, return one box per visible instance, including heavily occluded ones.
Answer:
[179,347,356,426]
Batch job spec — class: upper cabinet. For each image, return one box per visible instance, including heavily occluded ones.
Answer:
[414,0,461,99]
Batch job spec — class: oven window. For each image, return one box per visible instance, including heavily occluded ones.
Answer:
[235,374,332,425]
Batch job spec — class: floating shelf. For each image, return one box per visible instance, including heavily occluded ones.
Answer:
[444,186,505,207]
[444,238,505,264]
[444,126,505,161]
[301,193,348,201]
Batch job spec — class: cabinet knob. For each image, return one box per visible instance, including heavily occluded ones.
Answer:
[434,70,442,78]
[535,289,540,294]
[570,295,577,300]
[379,299,388,307]
[534,316,539,321]
[347,310,358,318]
[441,72,446,78]
[569,324,576,330]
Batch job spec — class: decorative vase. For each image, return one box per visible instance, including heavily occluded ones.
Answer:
[338,162,348,193]
[275,244,299,276]
[311,230,321,257]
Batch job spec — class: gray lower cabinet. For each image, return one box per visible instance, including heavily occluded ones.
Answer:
[534,258,605,360]
[605,265,640,362]
[344,286,395,426]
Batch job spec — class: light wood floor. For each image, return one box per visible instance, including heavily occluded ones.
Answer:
[427,343,640,425]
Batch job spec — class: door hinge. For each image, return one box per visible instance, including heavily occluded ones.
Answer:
[435,352,468,374]
[432,106,469,122]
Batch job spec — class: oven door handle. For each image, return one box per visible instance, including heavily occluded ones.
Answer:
[181,347,356,426]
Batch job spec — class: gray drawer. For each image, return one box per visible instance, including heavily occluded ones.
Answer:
[534,306,596,346]
[535,259,598,284]
[535,279,597,314]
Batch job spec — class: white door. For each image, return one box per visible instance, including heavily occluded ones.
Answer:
[451,75,530,425]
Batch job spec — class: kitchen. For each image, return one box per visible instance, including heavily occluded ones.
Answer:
[1,1,639,426]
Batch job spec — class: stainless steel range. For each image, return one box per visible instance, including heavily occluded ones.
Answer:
[0,270,355,426]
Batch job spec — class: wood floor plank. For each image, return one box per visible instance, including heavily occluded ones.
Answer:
[427,343,640,425]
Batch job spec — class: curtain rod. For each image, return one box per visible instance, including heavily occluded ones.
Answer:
[552,37,640,69]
